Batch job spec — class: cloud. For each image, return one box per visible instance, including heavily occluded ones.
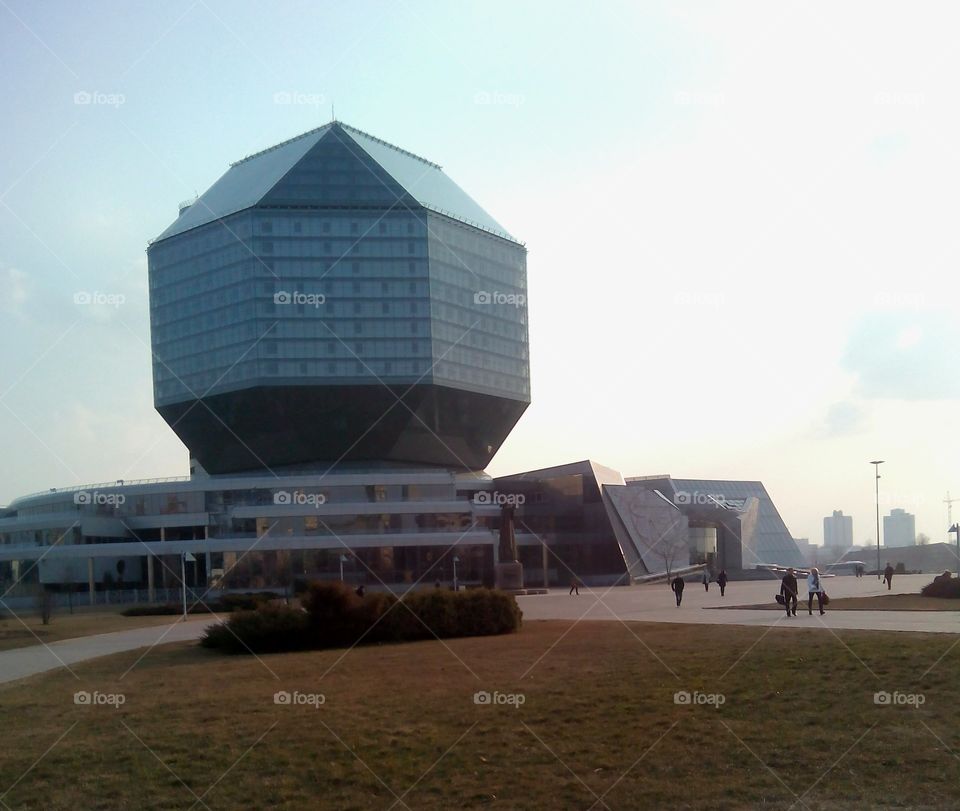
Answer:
[813,401,868,438]
[842,311,960,400]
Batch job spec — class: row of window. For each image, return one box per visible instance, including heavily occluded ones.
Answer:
[259,217,421,237]
[154,360,527,399]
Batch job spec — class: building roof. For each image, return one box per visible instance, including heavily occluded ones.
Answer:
[153,122,517,243]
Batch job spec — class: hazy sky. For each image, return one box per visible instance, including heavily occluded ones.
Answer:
[1,1,957,546]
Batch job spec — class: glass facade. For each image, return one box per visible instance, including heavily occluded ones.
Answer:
[147,123,529,473]
[426,212,529,399]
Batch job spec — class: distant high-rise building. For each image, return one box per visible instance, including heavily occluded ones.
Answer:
[883,508,916,547]
[823,510,853,549]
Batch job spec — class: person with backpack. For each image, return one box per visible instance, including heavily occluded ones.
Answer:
[780,567,798,617]
[671,574,685,606]
[807,567,826,615]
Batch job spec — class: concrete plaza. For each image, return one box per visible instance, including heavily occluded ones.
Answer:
[516,573,960,634]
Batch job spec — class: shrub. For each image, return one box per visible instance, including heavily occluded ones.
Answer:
[200,605,310,654]
[217,592,279,612]
[208,582,522,655]
[921,574,960,599]
[122,604,182,617]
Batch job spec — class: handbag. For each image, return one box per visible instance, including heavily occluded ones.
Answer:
[821,591,830,606]
[775,594,785,605]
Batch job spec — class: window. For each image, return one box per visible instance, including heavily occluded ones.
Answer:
[350,222,358,234]
[261,221,273,234]
[352,262,360,274]
[353,302,361,314]
[407,242,415,255]
[293,221,302,234]
[382,302,389,314]
[378,222,387,234]
[322,222,330,234]
[262,241,273,254]
[354,322,362,334]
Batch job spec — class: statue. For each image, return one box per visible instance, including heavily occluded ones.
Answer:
[498,504,518,562]
[495,503,523,590]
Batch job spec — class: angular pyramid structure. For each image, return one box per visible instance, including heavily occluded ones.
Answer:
[147,122,529,474]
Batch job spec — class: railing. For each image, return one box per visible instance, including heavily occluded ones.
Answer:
[11,476,192,504]
[0,587,222,612]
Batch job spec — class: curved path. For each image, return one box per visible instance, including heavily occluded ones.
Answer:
[0,617,214,685]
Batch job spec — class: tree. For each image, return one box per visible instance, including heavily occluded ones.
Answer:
[62,563,79,615]
[36,586,53,626]
[659,537,687,584]
[917,533,930,546]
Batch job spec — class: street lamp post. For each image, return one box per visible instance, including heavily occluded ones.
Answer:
[453,555,460,592]
[339,554,348,582]
[871,461,884,580]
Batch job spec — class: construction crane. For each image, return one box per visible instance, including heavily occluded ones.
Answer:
[945,492,958,539]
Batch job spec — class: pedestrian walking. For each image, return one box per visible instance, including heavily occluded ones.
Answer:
[807,567,825,615]
[671,574,685,606]
[780,567,798,617]
[569,577,580,596]
[702,571,709,592]
[717,569,728,597]
[884,563,894,591]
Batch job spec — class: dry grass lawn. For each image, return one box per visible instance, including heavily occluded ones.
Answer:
[0,620,958,810]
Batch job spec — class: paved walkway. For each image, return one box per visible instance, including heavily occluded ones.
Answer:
[0,618,214,685]
[1,575,956,685]
[517,574,960,634]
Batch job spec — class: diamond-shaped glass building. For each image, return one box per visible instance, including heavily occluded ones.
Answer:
[147,122,530,474]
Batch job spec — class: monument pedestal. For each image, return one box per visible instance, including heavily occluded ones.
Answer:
[495,561,524,591]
